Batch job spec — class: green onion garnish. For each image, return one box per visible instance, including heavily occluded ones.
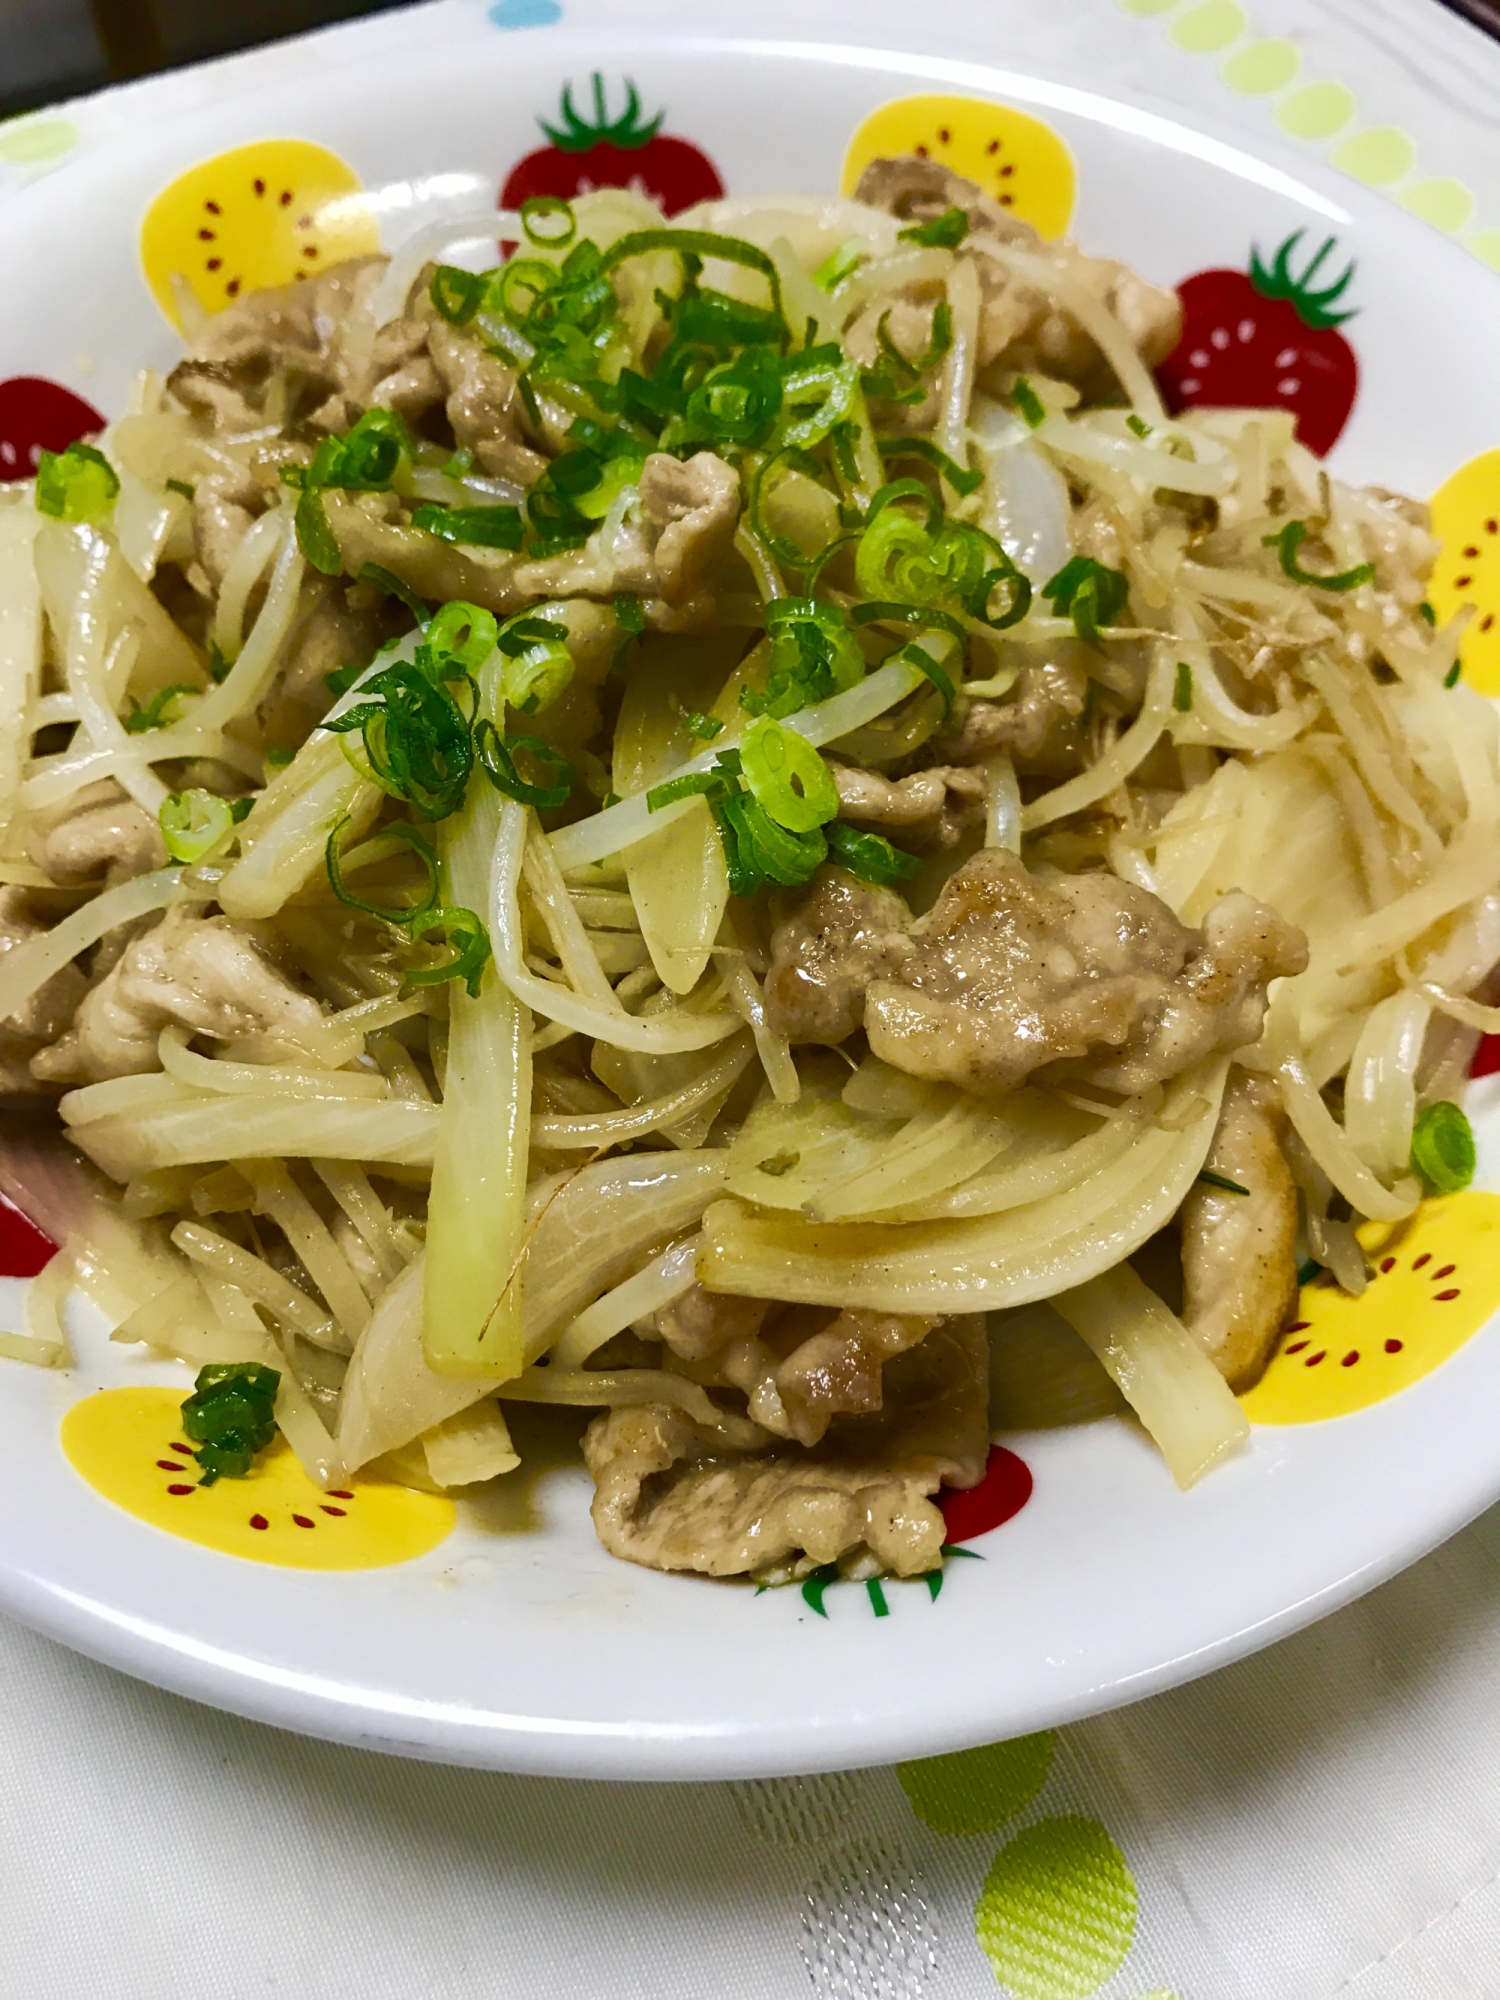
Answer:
[1410,1100,1476,1194]
[1262,520,1375,592]
[1011,378,1047,430]
[1040,556,1130,644]
[814,239,866,291]
[824,821,921,885]
[678,707,724,742]
[647,772,721,812]
[1196,1169,1249,1195]
[897,205,970,249]
[165,477,196,501]
[357,562,431,626]
[411,502,526,551]
[295,486,341,575]
[475,722,575,811]
[325,814,441,926]
[1418,600,1437,626]
[1126,414,1152,440]
[496,611,574,715]
[181,1363,280,1485]
[1445,661,1462,689]
[740,716,840,833]
[321,655,474,821]
[876,433,982,497]
[430,264,486,326]
[520,195,578,248]
[159,789,235,863]
[1174,662,1193,712]
[125,683,195,734]
[404,905,492,998]
[35,441,118,524]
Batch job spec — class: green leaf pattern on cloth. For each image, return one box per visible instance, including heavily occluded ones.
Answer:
[898,1733,1055,1837]
[975,1816,1137,1998]
[896,1732,1170,1995]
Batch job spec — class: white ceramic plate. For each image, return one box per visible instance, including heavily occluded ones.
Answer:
[3,0,1500,1780]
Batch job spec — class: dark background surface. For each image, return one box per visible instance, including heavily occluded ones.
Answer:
[0,0,416,121]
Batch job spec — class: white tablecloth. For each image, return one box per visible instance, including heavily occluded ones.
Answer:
[5,3,1500,1993]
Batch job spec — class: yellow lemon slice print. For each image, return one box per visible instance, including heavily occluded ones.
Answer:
[1429,448,1500,696]
[842,96,1076,241]
[1240,1192,1500,1424]
[62,1386,453,1569]
[140,139,380,330]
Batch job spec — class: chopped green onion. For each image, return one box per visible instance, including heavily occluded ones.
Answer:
[321,658,473,821]
[411,502,526,551]
[357,562,431,626]
[740,715,840,832]
[266,747,294,769]
[165,477,196,501]
[1011,378,1047,430]
[181,1362,279,1486]
[613,591,645,637]
[599,229,788,345]
[1174,661,1193,712]
[1040,556,1130,644]
[35,441,118,524]
[715,790,827,892]
[324,814,441,926]
[889,640,957,716]
[743,597,865,721]
[520,195,577,248]
[814,239,866,291]
[229,797,255,824]
[824,820,921,885]
[425,600,498,677]
[404,905,492,998]
[1262,520,1375,592]
[325,662,364,698]
[295,485,342,575]
[1196,1169,1249,1195]
[851,599,969,648]
[1296,1258,1323,1286]
[125,683,196,734]
[430,264,487,326]
[647,771,721,811]
[678,706,724,741]
[897,205,969,249]
[307,408,414,494]
[1445,660,1462,689]
[1126,414,1152,440]
[876,433,982,497]
[474,721,575,811]
[1418,600,1437,626]
[1410,1100,1476,1193]
[208,642,232,684]
[159,789,235,863]
[496,611,574,714]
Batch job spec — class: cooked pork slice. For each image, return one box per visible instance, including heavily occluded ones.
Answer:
[855,157,1181,391]
[859,849,1306,1096]
[255,580,396,748]
[583,1315,988,1577]
[1180,1071,1300,1391]
[32,912,326,1084]
[190,464,265,591]
[422,311,549,488]
[830,763,987,850]
[0,889,87,1095]
[929,658,1092,775]
[1077,891,1309,1094]
[763,867,913,1045]
[637,451,741,601]
[650,1281,769,1362]
[28,782,166,887]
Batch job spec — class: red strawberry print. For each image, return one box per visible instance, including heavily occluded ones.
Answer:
[0,1192,56,1277]
[939,1445,1033,1542]
[0,376,105,482]
[1157,230,1359,457]
[502,74,724,217]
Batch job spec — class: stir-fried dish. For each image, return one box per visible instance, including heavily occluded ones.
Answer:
[0,155,1491,1585]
